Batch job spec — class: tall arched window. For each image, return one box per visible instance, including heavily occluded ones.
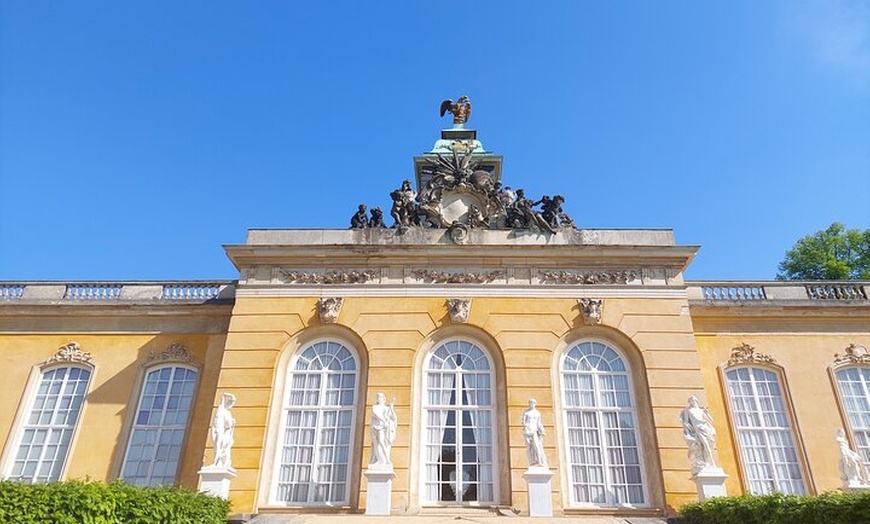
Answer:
[560,340,646,507]
[834,366,870,462]
[121,365,198,486]
[273,340,358,505]
[8,366,92,483]
[724,366,806,495]
[422,339,496,504]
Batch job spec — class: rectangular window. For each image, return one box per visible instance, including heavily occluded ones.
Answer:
[121,366,197,486]
[835,367,870,463]
[725,367,806,495]
[10,367,91,483]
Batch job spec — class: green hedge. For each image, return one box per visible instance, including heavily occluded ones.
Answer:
[0,480,230,524]
[680,492,870,524]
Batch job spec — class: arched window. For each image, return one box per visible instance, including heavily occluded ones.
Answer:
[273,340,358,505]
[422,339,496,504]
[8,366,92,483]
[834,367,870,463]
[121,365,198,486]
[724,366,805,495]
[560,340,646,507]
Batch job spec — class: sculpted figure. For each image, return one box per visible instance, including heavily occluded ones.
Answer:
[351,204,368,229]
[369,207,386,228]
[541,194,568,229]
[522,398,547,468]
[211,392,237,468]
[390,179,419,228]
[370,393,397,469]
[439,96,472,125]
[680,396,717,474]
[507,189,556,234]
[837,428,869,484]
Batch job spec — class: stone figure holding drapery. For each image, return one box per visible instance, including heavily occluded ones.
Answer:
[370,392,397,469]
[680,396,717,475]
[211,392,237,469]
[837,428,869,486]
[522,398,547,468]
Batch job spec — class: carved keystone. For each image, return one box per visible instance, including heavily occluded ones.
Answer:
[578,298,603,325]
[318,297,343,324]
[446,298,471,323]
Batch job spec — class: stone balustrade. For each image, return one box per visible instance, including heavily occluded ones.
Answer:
[688,281,869,302]
[0,281,235,302]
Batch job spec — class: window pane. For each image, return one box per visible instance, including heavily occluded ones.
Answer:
[276,341,357,505]
[121,366,198,487]
[725,367,805,495]
[423,340,496,504]
[11,366,91,483]
[562,341,646,507]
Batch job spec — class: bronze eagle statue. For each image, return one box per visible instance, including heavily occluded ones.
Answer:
[440,96,472,125]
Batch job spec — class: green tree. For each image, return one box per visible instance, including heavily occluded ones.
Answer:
[776,223,870,280]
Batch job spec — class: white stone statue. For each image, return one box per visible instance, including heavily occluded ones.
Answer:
[211,392,237,469]
[680,396,717,475]
[370,392,397,469]
[837,428,869,486]
[522,398,547,468]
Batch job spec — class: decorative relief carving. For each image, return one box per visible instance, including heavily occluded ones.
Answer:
[834,343,870,367]
[280,269,379,285]
[727,343,777,367]
[578,298,603,325]
[538,270,638,285]
[43,341,93,366]
[147,342,195,365]
[446,298,471,323]
[447,223,469,245]
[318,297,343,324]
[411,269,504,284]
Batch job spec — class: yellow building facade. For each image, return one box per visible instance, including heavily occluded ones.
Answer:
[1,121,868,520]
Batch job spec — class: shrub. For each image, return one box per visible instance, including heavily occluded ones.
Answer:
[680,492,870,524]
[0,480,230,524]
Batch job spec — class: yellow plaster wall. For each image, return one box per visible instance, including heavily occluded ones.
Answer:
[0,323,228,490]
[692,314,870,497]
[218,295,703,516]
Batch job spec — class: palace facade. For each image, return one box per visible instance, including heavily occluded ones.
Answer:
[1,113,868,519]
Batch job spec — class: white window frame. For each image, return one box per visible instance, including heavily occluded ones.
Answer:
[120,364,199,486]
[269,339,360,507]
[832,366,870,464]
[419,338,499,506]
[3,364,93,483]
[722,365,807,495]
[559,339,649,508]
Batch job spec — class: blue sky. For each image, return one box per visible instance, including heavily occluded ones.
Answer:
[1,1,868,281]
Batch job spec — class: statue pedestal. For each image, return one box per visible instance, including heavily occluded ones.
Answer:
[842,480,870,492]
[523,467,554,517]
[364,468,395,515]
[198,465,237,500]
[692,467,728,501]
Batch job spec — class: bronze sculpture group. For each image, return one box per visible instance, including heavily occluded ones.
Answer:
[350,96,576,233]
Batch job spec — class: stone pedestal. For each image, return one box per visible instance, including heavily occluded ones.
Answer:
[198,465,237,500]
[523,467,554,517]
[842,480,870,492]
[364,468,395,515]
[692,467,728,501]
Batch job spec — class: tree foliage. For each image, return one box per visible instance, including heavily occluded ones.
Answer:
[777,223,870,280]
